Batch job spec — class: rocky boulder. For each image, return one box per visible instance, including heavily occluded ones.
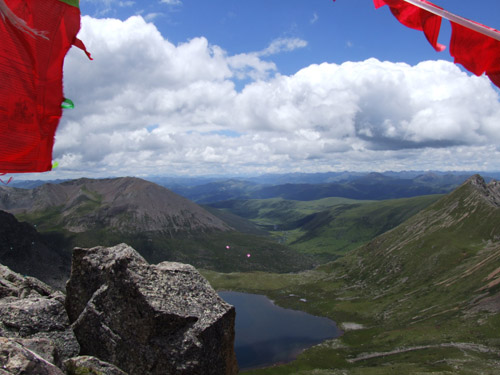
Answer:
[65,243,238,375]
[0,265,79,367]
[64,356,127,375]
[0,337,65,375]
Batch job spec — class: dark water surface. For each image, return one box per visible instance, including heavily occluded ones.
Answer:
[218,291,341,370]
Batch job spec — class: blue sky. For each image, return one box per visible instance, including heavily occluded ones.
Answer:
[81,0,500,74]
[23,0,500,179]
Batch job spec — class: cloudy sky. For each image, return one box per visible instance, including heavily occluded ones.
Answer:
[39,0,500,178]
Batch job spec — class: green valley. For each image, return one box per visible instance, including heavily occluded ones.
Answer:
[209,194,442,262]
[202,175,500,374]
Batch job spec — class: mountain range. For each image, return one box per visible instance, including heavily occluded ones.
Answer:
[0,177,313,279]
[1,173,484,285]
[11,171,499,204]
[155,171,475,203]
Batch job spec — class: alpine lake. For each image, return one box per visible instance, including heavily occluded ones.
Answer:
[218,291,341,370]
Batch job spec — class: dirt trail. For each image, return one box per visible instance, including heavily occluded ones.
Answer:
[348,342,498,363]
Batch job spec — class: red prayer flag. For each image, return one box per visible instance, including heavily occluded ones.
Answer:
[372,0,500,89]
[450,21,500,88]
[374,0,445,52]
[0,0,85,173]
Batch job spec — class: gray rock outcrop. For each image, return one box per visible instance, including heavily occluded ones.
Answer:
[0,264,79,367]
[64,356,128,375]
[0,337,65,375]
[65,243,238,375]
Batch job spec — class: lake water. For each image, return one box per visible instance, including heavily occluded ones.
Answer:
[218,291,341,370]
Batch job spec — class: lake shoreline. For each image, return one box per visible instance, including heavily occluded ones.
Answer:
[218,291,341,370]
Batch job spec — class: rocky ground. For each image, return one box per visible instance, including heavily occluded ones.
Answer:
[0,243,238,375]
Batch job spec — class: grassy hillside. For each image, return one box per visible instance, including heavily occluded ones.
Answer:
[210,195,442,262]
[13,216,315,275]
[210,197,361,229]
[286,195,442,260]
[202,175,500,374]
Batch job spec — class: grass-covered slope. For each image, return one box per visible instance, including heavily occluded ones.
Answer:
[287,195,441,260]
[210,195,442,262]
[210,197,361,229]
[203,175,500,374]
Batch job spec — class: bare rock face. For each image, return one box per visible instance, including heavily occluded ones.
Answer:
[0,337,65,375]
[64,356,128,375]
[0,265,79,367]
[65,243,238,375]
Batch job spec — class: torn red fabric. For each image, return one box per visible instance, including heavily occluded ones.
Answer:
[0,0,85,173]
[374,0,445,52]
[372,0,500,88]
[450,21,500,88]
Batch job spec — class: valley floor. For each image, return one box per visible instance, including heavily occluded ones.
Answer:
[202,270,500,375]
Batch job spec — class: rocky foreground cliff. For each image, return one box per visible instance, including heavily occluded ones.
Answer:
[0,243,238,375]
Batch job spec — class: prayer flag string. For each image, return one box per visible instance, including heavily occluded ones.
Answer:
[372,0,500,88]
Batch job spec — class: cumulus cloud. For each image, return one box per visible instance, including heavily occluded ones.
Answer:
[55,15,500,178]
[224,37,307,81]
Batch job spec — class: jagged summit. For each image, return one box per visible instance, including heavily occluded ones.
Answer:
[461,174,500,207]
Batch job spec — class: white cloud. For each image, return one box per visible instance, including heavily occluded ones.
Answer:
[144,12,163,21]
[224,37,307,80]
[160,0,181,5]
[258,38,308,56]
[310,12,319,24]
[55,15,500,178]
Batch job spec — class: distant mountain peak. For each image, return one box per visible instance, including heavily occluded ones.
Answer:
[0,177,232,234]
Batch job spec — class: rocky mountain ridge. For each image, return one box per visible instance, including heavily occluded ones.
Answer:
[335,174,500,319]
